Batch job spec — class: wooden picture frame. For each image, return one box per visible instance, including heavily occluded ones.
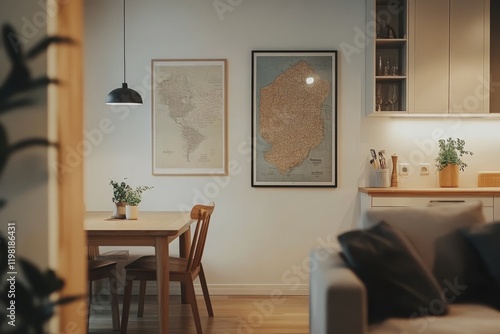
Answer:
[151,59,228,176]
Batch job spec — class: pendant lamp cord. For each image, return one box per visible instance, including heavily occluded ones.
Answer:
[123,0,126,84]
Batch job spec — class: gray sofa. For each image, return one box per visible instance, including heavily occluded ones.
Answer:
[309,201,500,334]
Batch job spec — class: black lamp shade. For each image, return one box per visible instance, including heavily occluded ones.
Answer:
[106,83,143,105]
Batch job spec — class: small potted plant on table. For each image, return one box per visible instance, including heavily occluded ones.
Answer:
[110,178,131,219]
[124,185,153,220]
[435,137,473,188]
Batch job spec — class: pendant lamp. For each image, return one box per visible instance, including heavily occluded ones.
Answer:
[106,0,143,105]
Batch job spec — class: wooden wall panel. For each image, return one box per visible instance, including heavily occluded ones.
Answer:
[49,0,87,332]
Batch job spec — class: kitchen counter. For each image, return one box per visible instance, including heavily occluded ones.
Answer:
[359,187,500,196]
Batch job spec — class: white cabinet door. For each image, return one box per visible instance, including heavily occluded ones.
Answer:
[409,0,489,114]
[449,0,489,114]
[410,0,450,114]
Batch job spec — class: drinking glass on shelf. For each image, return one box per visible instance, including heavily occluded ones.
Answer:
[391,65,399,76]
[376,16,383,38]
[388,85,399,111]
[386,24,397,39]
[383,58,391,76]
[377,56,383,76]
[376,84,383,111]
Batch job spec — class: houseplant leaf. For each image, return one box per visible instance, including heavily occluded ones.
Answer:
[0,233,8,273]
[0,122,8,176]
[19,259,48,297]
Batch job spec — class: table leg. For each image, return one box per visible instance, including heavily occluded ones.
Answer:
[87,245,100,260]
[179,228,191,304]
[156,237,169,334]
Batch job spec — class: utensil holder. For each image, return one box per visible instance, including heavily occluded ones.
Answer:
[372,169,391,187]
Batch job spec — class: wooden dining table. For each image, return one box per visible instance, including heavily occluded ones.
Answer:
[85,211,195,334]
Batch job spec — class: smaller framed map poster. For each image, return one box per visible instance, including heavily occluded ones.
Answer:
[251,50,337,187]
[152,59,227,176]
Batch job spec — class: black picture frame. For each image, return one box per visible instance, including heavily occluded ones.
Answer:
[251,50,338,187]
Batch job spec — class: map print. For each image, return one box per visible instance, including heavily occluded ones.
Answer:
[153,61,225,174]
[254,55,334,184]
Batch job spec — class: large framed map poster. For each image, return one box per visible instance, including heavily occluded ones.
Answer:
[152,59,227,175]
[251,51,337,187]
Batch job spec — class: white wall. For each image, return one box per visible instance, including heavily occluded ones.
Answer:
[0,2,51,267]
[84,0,500,293]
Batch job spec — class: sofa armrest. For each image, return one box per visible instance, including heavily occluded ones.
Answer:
[309,250,368,334]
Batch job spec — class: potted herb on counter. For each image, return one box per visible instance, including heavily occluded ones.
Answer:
[435,137,473,187]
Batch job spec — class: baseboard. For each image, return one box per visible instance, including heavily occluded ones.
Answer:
[94,279,308,297]
[135,283,309,296]
[94,252,309,296]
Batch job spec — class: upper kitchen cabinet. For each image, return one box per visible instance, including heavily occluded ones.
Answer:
[366,0,498,116]
[366,0,408,116]
[409,0,489,115]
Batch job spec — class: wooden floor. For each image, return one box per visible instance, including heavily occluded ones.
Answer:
[89,295,309,334]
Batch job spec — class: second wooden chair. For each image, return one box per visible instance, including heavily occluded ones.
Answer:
[120,202,215,334]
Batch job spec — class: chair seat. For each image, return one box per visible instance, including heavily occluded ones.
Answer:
[125,255,191,274]
[89,259,118,270]
[88,260,119,281]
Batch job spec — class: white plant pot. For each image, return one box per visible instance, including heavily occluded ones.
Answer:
[126,205,139,220]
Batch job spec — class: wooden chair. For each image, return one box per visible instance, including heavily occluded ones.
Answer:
[120,203,215,334]
[88,259,120,332]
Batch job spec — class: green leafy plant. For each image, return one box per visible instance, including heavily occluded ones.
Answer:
[0,24,72,210]
[435,137,473,172]
[109,178,131,203]
[0,233,82,334]
[124,185,153,206]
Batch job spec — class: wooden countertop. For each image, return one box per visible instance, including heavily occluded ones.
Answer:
[359,187,500,196]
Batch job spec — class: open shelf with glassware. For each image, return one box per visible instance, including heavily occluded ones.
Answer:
[375,80,406,112]
[366,0,408,115]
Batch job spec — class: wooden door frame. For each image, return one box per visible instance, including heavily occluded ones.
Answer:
[49,0,87,332]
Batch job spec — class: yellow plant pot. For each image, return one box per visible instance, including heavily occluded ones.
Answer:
[112,201,126,219]
[439,164,459,188]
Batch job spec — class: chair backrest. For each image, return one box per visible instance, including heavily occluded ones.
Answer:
[186,202,215,272]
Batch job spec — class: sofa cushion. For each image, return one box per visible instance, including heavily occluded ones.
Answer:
[338,221,447,323]
[368,303,500,334]
[363,201,485,297]
[461,221,500,284]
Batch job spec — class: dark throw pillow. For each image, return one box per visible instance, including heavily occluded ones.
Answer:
[461,221,500,284]
[459,221,500,310]
[338,221,448,323]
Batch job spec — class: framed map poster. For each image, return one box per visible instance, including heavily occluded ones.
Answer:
[251,50,337,187]
[152,59,227,175]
